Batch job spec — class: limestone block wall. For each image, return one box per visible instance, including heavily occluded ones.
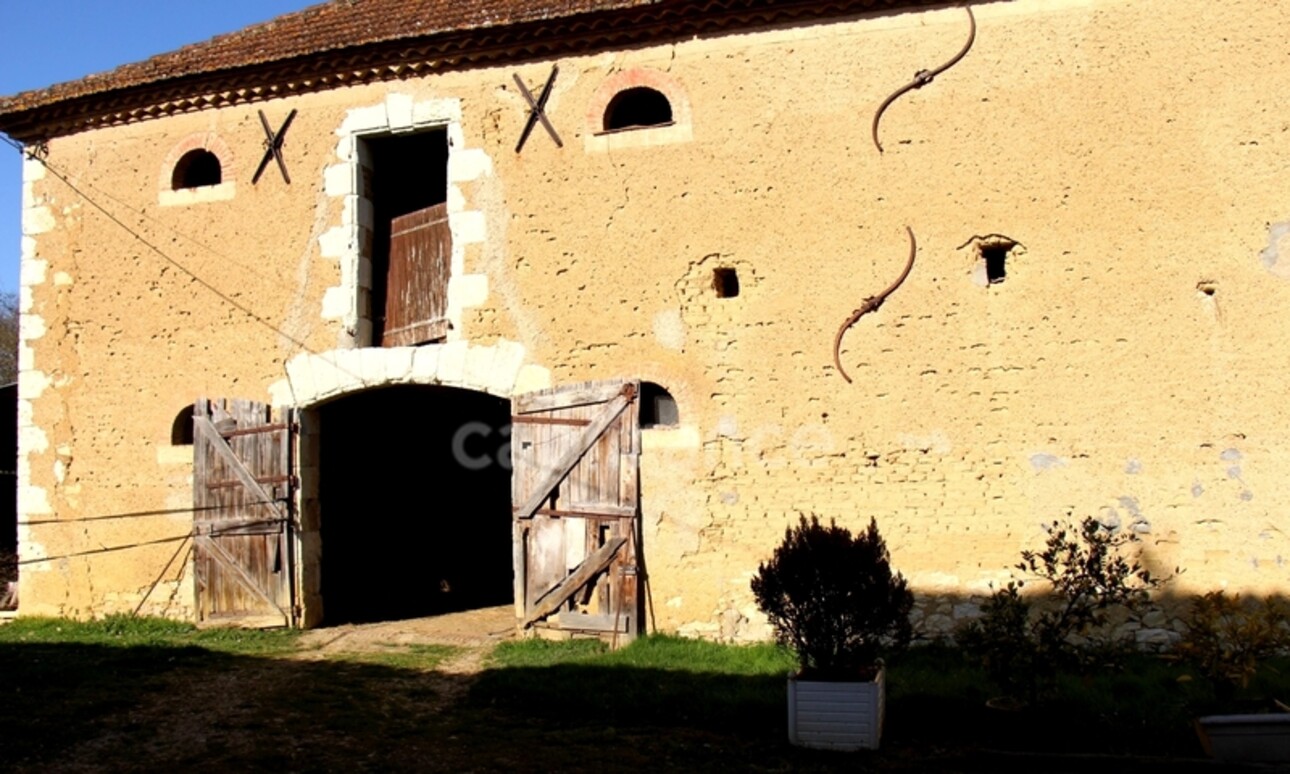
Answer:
[14,0,1290,636]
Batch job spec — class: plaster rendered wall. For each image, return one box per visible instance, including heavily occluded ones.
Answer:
[16,0,1290,636]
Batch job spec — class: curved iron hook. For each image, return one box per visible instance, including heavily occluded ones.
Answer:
[871,6,976,153]
[833,226,918,384]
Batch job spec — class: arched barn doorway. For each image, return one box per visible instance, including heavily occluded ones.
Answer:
[316,385,512,624]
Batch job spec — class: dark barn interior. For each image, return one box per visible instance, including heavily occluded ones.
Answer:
[318,385,513,624]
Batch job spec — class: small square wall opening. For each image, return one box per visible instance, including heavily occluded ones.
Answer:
[713,267,740,298]
[983,245,1010,284]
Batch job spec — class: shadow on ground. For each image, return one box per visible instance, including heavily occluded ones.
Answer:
[0,638,1244,773]
[0,641,456,770]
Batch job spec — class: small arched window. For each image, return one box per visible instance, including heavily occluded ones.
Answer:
[604,87,673,132]
[640,382,679,429]
[171,149,222,190]
[171,404,195,445]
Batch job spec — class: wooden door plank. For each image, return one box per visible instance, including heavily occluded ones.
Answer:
[530,505,636,519]
[555,611,630,632]
[528,515,566,613]
[512,521,527,620]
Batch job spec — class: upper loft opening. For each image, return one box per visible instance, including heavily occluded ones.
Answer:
[361,128,451,347]
[363,129,450,216]
[171,149,222,189]
[603,87,673,132]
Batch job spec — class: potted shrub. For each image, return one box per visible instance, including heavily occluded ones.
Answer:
[751,515,913,750]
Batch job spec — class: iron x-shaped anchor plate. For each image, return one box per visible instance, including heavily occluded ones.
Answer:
[514,65,563,152]
[253,109,297,184]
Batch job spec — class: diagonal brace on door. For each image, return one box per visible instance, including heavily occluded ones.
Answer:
[512,384,636,522]
[524,536,626,626]
[194,416,290,523]
[194,533,289,619]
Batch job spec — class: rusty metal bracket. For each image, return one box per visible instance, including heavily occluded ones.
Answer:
[252,108,297,184]
[871,6,976,153]
[23,140,49,162]
[514,64,563,152]
[833,226,918,384]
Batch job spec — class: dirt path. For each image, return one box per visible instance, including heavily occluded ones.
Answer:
[297,604,516,655]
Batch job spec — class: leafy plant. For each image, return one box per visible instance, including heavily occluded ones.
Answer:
[1176,591,1290,697]
[956,581,1034,700]
[960,516,1168,702]
[751,515,913,679]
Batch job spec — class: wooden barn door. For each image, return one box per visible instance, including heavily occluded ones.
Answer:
[512,381,642,640]
[382,202,450,347]
[193,398,297,628]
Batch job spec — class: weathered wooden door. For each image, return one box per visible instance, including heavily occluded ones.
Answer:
[512,381,642,639]
[382,202,450,347]
[193,398,297,627]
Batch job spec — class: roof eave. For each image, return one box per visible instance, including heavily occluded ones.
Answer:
[0,0,945,142]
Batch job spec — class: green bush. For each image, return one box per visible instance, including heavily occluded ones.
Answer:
[959,516,1167,702]
[751,515,912,679]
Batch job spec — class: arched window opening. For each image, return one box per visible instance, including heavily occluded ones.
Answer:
[603,87,673,132]
[171,405,195,445]
[640,382,679,428]
[171,149,222,190]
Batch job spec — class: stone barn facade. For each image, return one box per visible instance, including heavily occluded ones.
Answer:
[2,0,1289,640]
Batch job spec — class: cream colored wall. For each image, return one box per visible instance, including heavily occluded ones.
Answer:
[16,0,1290,636]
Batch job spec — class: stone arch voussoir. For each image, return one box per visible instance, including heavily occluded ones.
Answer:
[268,340,551,407]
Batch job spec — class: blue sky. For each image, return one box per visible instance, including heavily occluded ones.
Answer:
[0,0,317,295]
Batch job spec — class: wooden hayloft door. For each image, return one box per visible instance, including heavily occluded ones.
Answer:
[382,203,450,346]
[192,398,297,627]
[512,381,642,639]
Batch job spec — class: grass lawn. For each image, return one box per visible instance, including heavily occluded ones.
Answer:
[0,617,1283,771]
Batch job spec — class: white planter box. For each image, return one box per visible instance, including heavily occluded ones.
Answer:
[787,669,884,751]
[1197,713,1290,762]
